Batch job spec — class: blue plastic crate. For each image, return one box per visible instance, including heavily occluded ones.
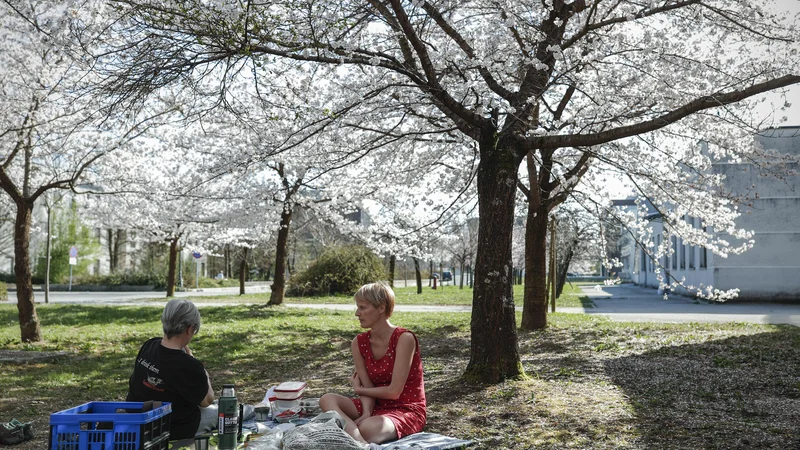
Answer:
[49,401,171,450]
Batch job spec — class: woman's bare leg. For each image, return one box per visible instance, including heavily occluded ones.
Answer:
[319,393,367,443]
[357,415,397,444]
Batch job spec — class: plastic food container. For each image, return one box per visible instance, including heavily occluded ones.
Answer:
[299,398,322,417]
[274,381,307,400]
[274,406,303,423]
[275,399,300,410]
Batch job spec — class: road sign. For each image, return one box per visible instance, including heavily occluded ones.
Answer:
[192,251,202,259]
[69,246,78,258]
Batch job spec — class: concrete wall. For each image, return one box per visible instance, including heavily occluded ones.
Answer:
[711,127,800,300]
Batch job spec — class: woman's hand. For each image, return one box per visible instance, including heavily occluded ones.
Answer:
[354,413,371,426]
[350,371,363,393]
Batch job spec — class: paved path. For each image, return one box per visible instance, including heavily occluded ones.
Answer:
[4,283,798,326]
[564,284,800,326]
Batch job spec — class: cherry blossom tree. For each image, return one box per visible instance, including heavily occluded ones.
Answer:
[0,0,173,342]
[84,114,279,297]
[95,0,799,382]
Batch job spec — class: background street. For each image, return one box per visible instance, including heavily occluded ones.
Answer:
[5,282,798,326]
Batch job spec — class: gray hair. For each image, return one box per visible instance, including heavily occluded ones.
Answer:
[162,299,201,338]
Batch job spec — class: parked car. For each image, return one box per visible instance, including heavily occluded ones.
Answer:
[442,270,453,282]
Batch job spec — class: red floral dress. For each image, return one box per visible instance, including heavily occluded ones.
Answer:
[351,327,426,438]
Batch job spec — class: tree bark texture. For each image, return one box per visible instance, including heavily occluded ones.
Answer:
[14,202,41,342]
[269,206,292,305]
[463,145,523,383]
[239,247,247,295]
[166,236,179,297]
[413,257,422,294]
[522,201,550,330]
[388,254,396,288]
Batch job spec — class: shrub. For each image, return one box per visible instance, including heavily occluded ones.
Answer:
[0,282,6,301]
[75,271,167,289]
[194,277,240,288]
[287,245,387,296]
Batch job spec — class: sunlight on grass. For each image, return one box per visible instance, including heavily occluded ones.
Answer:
[1,304,797,449]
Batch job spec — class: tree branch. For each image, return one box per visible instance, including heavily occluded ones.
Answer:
[528,75,800,149]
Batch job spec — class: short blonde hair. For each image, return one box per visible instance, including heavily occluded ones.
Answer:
[355,282,395,318]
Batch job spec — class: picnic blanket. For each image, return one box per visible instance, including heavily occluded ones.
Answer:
[241,414,473,450]
[376,432,473,450]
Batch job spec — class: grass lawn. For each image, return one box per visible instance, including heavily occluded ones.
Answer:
[1,303,797,449]
[169,282,595,309]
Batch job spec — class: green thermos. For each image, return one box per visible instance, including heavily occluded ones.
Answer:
[218,384,239,450]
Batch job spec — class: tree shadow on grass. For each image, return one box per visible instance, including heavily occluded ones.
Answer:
[0,305,162,328]
[605,326,800,449]
[0,303,344,329]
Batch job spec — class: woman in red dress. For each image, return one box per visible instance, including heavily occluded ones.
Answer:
[320,282,426,444]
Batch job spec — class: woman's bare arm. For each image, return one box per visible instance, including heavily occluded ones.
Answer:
[353,332,415,401]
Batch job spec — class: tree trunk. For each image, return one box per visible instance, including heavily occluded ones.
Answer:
[413,257,422,294]
[463,145,522,383]
[556,240,577,297]
[268,206,292,305]
[428,260,433,286]
[107,229,123,273]
[224,244,230,278]
[239,247,247,295]
[550,219,557,313]
[388,254,396,288]
[14,202,41,342]
[521,202,549,330]
[166,236,179,297]
[45,205,51,304]
[107,229,114,272]
[459,262,464,289]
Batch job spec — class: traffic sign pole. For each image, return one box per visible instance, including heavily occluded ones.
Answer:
[68,246,78,292]
[192,251,203,289]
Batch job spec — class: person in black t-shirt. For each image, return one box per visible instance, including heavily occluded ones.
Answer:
[127,299,215,440]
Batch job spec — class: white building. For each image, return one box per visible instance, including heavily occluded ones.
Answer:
[615,126,800,301]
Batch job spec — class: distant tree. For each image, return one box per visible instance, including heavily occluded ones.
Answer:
[551,203,600,297]
[34,200,100,283]
[0,2,166,342]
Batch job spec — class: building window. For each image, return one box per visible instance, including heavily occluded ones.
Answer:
[671,236,678,270]
[688,218,696,269]
[700,227,708,269]
[656,235,663,270]
[641,247,646,272]
[679,238,686,269]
